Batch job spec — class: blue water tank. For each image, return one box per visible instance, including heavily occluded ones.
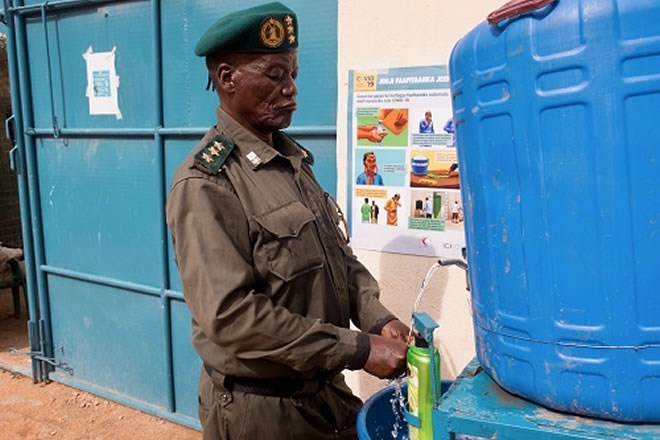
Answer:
[450,0,660,422]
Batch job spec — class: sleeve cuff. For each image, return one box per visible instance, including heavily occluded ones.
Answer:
[346,331,370,370]
[332,328,371,371]
[369,314,398,335]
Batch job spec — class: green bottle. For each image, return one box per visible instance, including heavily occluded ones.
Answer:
[407,342,441,440]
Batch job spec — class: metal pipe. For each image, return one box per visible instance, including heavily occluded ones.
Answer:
[160,292,175,412]
[3,0,43,383]
[286,125,337,136]
[157,125,339,137]
[26,124,338,137]
[163,289,185,301]
[41,265,163,297]
[151,0,175,413]
[40,1,60,137]
[9,0,133,15]
[14,0,55,383]
[27,127,155,137]
[437,258,467,272]
[157,124,335,137]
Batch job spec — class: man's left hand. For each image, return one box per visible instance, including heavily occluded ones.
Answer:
[381,319,410,344]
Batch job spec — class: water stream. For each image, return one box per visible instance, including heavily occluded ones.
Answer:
[407,263,442,341]
[388,376,407,439]
[388,261,487,440]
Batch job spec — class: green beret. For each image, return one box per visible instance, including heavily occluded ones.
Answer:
[195,2,299,57]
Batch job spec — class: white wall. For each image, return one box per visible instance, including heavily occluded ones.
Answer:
[337,0,506,399]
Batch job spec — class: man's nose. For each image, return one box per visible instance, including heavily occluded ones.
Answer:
[282,77,297,97]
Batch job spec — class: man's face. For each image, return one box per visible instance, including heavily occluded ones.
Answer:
[228,51,299,135]
[364,154,377,174]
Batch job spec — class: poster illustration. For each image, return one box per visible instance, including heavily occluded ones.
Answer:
[348,66,465,258]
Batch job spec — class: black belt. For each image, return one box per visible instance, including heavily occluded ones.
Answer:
[205,364,327,398]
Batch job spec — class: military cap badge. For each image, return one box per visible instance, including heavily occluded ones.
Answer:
[194,2,298,57]
[259,17,286,48]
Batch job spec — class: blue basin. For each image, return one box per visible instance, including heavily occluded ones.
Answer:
[357,381,452,440]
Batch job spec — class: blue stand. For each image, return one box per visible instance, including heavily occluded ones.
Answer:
[435,358,660,440]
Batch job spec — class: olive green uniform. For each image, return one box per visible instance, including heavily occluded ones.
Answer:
[166,109,396,439]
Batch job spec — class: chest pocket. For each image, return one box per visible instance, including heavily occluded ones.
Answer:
[253,201,325,281]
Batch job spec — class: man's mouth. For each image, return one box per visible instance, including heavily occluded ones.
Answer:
[276,103,297,111]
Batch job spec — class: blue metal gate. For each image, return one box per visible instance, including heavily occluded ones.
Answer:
[4,0,337,428]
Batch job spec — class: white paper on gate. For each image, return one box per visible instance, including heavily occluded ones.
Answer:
[83,46,122,119]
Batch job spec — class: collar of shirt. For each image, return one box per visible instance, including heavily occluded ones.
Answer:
[214,107,304,170]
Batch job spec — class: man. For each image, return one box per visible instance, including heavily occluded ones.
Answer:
[384,194,401,226]
[355,151,384,185]
[444,117,456,147]
[419,111,434,133]
[452,200,461,223]
[361,198,371,224]
[370,200,379,224]
[423,197,433,219]
[166,3,409,439]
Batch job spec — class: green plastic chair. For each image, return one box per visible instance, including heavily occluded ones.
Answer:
[0,258,27,317]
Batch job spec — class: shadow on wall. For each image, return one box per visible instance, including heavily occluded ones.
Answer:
[358,235,468,400]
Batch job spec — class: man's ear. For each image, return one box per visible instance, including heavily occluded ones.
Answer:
[216,63,236,94]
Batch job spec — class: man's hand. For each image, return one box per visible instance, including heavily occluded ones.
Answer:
[381,319,411,344]
[363,334,407,379]
[357,125,388,143]
[366,129,387,143]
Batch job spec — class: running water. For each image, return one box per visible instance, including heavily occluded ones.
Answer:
[388,375,407,439]
[385,261,487,440]
[384,262,443,440]
[408,262,442,341]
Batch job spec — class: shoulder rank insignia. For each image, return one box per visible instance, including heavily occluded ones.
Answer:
[298,145,314,166]
[194,135,235,174]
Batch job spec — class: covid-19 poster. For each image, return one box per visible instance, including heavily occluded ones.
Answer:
[347,65,465,258]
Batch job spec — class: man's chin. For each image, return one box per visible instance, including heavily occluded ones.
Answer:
[268,115,294,131]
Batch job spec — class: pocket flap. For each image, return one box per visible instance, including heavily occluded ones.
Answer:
[253,201,316,238]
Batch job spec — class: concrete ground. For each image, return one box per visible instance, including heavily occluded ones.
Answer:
[0,287,200,440]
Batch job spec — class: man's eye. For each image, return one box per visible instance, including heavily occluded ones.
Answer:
[267,71,284,81]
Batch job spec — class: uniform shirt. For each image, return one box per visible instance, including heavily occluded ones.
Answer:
[167,108,395,380]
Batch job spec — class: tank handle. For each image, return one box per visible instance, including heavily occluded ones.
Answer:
[487,0,558,25]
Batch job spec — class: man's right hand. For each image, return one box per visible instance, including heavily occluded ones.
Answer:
[363,334,408,379]
[357,125,388,143]
[366,129,387,143]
